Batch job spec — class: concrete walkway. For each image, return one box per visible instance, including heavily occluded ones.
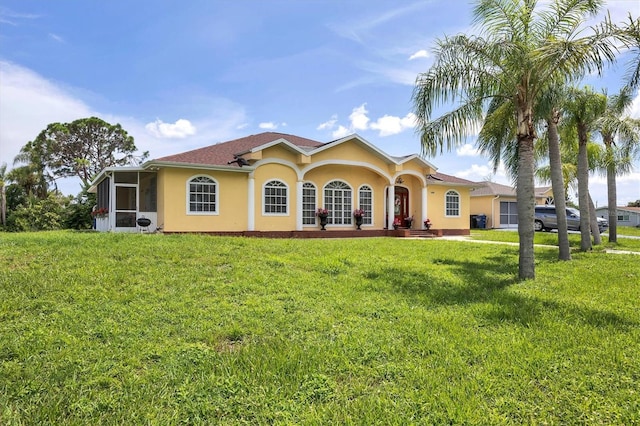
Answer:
[434,235,640,255]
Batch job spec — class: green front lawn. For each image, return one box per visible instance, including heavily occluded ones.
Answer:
[1,232,638,424]
[472,228,640,252]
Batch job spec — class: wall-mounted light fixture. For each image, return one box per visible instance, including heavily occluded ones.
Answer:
[396,177,404,184]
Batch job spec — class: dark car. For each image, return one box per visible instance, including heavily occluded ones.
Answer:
[534,205,608,232]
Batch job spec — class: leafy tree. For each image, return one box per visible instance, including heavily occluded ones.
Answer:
[22,117,148,188]
[63,190,96,230]
[596,88,640,242]
[413,0,616,280]
[6,193,67,232]
[628,200,640,207]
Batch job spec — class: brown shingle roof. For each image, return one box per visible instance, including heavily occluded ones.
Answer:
[426,172,479,186]
[471,181,516,197]
[471,182,553,197]
[154,132,324,167]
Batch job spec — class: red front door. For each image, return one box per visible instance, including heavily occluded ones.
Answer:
[394,186,409,224]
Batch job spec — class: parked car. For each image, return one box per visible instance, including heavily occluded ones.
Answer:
[534,205,608,232]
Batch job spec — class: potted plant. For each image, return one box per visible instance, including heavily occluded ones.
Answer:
[353,208,365,230]
[316,208,329,230]
[424,218,432,230]
[404,215,414,229]
[393,217,402,230]
[91,207,108,219]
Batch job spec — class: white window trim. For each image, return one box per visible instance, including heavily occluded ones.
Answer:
[323,180,353,226]
[445,189,460,217]
[302,181,317,227]
[186,175,219,215]
[358,184,373,226]
[263,179,289,216]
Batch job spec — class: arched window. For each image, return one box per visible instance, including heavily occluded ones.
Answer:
[188,176,217,214]
[324,181,352,225]
[358,185,373,225]
[263,180,288,214]
[445,190,460,217]
[302,182,317,225]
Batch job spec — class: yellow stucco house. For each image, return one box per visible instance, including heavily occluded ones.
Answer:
[470,181,553,229]
[89,132,478,236]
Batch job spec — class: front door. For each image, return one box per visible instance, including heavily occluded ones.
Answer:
[394,186,409,224]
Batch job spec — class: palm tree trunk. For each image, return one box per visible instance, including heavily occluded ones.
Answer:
[588,193,601,245]
[0,186,5,226]
[577,126,591,251]
[607,161,617,242]
[547,113,571,260]
[517,136,536,280]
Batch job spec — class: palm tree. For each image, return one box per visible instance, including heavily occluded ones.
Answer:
[535,87,571,260]
[563,86,607,251]
[0,163,7,226]
[13,139,54,199]
[596,88,640,242]
[617,14,640,91]
[413,0,617,280]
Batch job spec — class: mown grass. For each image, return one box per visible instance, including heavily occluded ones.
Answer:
[1,231,639,424]
[472,227,640,252]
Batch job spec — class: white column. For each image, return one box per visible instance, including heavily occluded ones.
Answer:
[422,186,428,228]
[296,180,303,231]
[247,175,255,231]
[387,184,395,229]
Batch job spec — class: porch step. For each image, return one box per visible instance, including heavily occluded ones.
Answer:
[408,229,441,238]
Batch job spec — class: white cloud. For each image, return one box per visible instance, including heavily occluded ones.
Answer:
[317,115,338,130]
[456,164,492,180]
[369,112,416,136]
[453,161,510,184]
[0,61,93,167]
[145,118,196,139]
[409,49,429,60]
[259,122,277,130]
[331,125,351,139]
[349,104,370,131]
[456,143,480,157]
[320,104,417,138]
[49,33,64,43]
[627,92,640,119]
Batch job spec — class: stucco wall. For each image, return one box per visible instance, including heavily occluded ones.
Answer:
[426,185,472,230]
[160,167,249,232]
[253,163,298,231]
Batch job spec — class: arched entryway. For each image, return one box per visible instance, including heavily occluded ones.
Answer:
[387,186,410,227]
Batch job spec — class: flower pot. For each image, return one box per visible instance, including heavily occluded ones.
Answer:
[355,216,363,230]
[319,216,328,231]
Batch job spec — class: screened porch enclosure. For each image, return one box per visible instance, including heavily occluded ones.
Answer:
[94,170,158,232]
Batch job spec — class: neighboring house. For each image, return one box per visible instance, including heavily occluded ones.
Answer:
[470,182,553,229]
[89,132,478,235]
[594,206,640,227]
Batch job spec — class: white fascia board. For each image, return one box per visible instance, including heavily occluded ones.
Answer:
[89,166,145,189]
[144,161,254,173]
[245,138,309,155]
[426,179,482,188]
[396,153,438,170]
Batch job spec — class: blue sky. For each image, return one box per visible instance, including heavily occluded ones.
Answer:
[1,0,639,206]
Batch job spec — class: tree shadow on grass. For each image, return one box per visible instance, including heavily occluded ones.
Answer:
[366,248,636,330]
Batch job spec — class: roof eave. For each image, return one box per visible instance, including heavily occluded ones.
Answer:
[144,160,254,173]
